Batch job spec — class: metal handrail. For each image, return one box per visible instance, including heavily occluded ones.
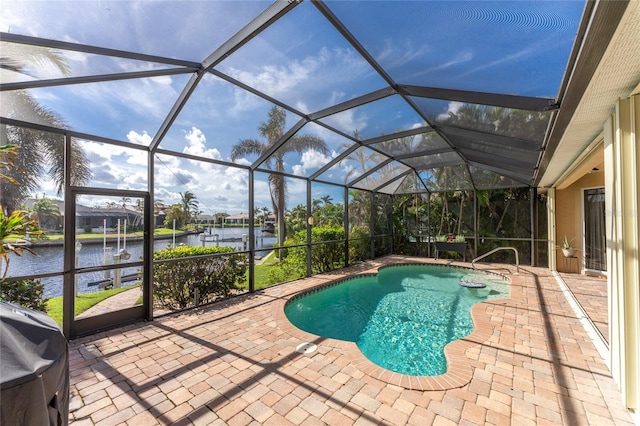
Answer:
[472,247,519,274]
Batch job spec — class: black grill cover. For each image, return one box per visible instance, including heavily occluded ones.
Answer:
[0,302,69,426]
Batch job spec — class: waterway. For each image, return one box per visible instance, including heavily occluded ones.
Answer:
[6,227,276,298]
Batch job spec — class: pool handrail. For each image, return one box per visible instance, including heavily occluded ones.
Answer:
[472,247,519,274]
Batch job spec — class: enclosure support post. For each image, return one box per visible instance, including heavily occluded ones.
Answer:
[547,188,557,272]
[474,190,478,261]
[370,191,375,259]
[531,187,537,267]
[62,133,74,339]
[344,186,349,267]
[248,169,255,292]
[427,194,431,258]
[145,153,154,320]
[306,180,312,277]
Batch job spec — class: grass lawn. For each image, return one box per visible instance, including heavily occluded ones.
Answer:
[253,258,281,290]
[46,287,134,325]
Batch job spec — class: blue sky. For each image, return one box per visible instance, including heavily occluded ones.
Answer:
[1,0,585,214]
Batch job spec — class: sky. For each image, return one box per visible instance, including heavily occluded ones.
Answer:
[1,0,585,215]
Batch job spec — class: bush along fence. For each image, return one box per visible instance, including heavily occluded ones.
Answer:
[153,245,247,310]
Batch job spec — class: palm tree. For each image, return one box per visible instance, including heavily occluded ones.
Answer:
[179,191,198,227]
[348,189,371,229]
[231,106,328,253]
[1,45,90,214]
[32,196,61,231]
[320,195,333,206]
[119,196,131,229]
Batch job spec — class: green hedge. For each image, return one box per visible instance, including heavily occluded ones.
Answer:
[0,279,48,312]
[266,226,347,285]
[153,245,246,310]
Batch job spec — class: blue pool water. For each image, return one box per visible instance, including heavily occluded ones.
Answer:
[284,264,510,376]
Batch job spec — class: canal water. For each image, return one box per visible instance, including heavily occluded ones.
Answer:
[6,227,276,298]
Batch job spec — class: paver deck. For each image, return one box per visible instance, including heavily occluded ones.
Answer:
[68,256,634,425]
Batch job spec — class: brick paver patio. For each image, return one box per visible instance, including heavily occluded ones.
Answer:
[68,256,634,425]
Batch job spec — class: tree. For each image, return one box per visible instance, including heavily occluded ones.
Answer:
[1,46,91,214]
[0,145,46,309]
[231,106,328,254]
[164,204,185,229]
[320,195,333,206]
[179,191,199,226]
[348,189,370,228]
[32,196,61,231]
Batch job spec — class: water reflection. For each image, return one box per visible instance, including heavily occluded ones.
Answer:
[7,228,276,298]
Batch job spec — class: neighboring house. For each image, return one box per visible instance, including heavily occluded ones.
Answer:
[22,198,142,231]
[75,205,142,231]
[224,213,251,225]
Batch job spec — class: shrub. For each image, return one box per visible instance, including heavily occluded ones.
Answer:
[0,279,48,312]
[266,226,346,284]
[348,226,370,263]
[309,227,345,273]
[153,245,246,310]
[266,258,304,284]
[83,224,92,233]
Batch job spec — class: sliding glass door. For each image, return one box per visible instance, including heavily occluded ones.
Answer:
[583,188,606,273]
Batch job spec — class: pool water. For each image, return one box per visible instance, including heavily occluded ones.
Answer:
[284,264,510,376]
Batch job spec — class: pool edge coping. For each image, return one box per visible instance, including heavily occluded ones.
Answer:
[272,257,524,391]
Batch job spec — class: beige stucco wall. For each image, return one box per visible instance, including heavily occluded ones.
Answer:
[555,171,604,273]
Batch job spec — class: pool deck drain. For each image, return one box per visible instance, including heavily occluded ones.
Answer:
[295,342,318,354]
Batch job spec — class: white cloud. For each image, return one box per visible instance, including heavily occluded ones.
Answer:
[226,61,312,102]
[67,74,179,126]
[292,149,332,176]
[323,108,369,136]
[437,101,464,121]
[231,158,252,167]
[182,127,222,161]
[376,39,430,71]
[126,130,152,145]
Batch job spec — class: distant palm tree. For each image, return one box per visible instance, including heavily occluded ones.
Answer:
[320,195,333,206]
[0,45,90,214]
[120,197,131,209]
[32,196,61,230]
[120,197,131,228]
[179,191,199,226]
[231,106,328,254]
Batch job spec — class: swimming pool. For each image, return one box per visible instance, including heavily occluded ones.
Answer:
[284,264,510,376]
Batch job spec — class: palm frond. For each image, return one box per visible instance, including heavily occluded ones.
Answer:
[288,135,329,155]
[230,139,266,161]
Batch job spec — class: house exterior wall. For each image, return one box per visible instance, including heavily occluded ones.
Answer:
[555,172,605,273]
[604,94,639,411]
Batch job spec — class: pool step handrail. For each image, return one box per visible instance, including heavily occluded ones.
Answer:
[472,247,519,274]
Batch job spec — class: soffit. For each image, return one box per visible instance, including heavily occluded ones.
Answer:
[539,0,640,188]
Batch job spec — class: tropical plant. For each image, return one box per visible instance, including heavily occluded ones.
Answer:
[32,196,61,230]
[164,204,185,229]
[1,47,90,214]
[559,236,575,250]
[152,245,246,310]
[231,106,328,255]
[0,278,48,311]
[0,145,47,310]
[0,210,43,280]
[348,189,370,229]
[0,144,20,184]
[179,191,199,226]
